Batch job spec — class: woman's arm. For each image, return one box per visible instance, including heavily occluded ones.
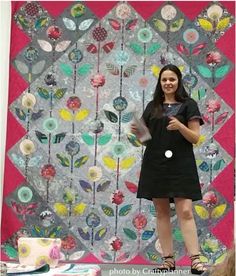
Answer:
[167,116,200,144]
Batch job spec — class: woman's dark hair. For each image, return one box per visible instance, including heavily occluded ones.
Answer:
[152,64,189,117]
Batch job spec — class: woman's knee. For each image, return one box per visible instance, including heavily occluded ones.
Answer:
[178,209,194,220]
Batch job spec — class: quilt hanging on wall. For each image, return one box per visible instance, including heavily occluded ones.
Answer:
[1,1,235,265]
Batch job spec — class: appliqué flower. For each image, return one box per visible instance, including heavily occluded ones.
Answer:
[68,49,83,63]
[86,212,100,227]
[17,186,33,203]
[132,213,147,230]
[115,50,129,66]
[66,96,81,111]
[116,4,131,19]
[19,139,35,155]
[112,142,126,157]
[61,235,76,250]
[18,243,31,257]
[21,93,36,109]
[63,187,78,204]
[161,5,177,20]
[90,74,105,88]
[89,119,104,134]
[47,25,62,40]
[206,99,221,113]
[183,28,199,44]
[138,28,153,43]
[65,141,80,156]
[206,51,222,66]
[71,3,86,18]
[108,236,123,251]
[207,4,223,20]
[88,166,102,182]
[113,96,128,111]
[92,27,108,41]
[44,73,57,86]
[24,2,39,17]
[40,210,54,227]
[183,74,198,89]
[203,191,218,207]
[204,143,219,159]
[41,164,56,180]
[36,256,50,267]
[24,47,39,62]
[111,190,124,205]
[43,117,58,133]
[139,77,148,88]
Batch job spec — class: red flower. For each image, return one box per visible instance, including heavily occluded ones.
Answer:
[206,51,221,66]
[111,190,124,205]
[109,237,123,251]
[47,26,62,40]
[203,191,217,207]
[132,213,147,230]
[90,74,105,88]
[206,99,221,113]
[92,27,108,41]
[66,96,81,111]
[61,235,76,250]
[41,164,56,180]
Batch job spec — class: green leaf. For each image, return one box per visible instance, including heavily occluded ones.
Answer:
[56,153,70,167]
[215,65,230,78]
[35,17,49,30]
[77,64,93,76]
[74,155,89,168]
[142,229,155,240]
[37,87,50,99]
[98,133,112,145]
[146,251,159,262]
[129,42,144,55]
[15,108,26,121]
[81,133,94,145]
[123,65,137,78]
[35,130,48,144]
[106,63,119,75]
[60,63,73,76]
[170,18,184,32]
[48,226,62,238]
[101,204,114,216]
[197,65,212,78]
[104,110,118,123]
[95,227,107,241]
[123,228,137,240]
[127,133,142,147]
[53,88,67,99]
[192,88,207,100]
[153,18,167,32]
[119,204,132,216]
[52,132,66,144]
[147,43,161,55]
[213,159,225,171]
[97,180,111,192]
[173,228,184,242]
[3,244,18,258]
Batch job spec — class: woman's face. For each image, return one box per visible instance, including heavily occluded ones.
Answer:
[160,70,179,97]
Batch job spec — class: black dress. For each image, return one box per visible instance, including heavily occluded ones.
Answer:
[137,98,204,202]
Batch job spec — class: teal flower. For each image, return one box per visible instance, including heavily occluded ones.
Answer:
[112,142,126,157]
[115,50,129,66]
[137,28,153,43]
[17,186,33,203]
[113,96,128,111]
[68,49,83,64]
[43,117,58,133]
[183,28,199,44]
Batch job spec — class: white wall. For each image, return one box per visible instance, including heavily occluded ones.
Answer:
[0,1,11,221]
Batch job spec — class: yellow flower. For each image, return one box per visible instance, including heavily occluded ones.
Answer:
[73,202,87,215]
[35,256,50,266]
[37,238,51,246]
[19,139,35,155]
[54,203,68,216]
[18,243,31,257]
[87,166,102,182]
[21,93,36,109]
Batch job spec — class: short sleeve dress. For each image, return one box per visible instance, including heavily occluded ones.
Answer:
[137,98,204,202]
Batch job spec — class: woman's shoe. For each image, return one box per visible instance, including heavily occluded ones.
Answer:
[153,255,175,273]
[190,254,207,275]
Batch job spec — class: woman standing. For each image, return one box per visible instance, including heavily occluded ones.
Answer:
[131,64,207,274]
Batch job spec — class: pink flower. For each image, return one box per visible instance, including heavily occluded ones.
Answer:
[203,191,217,207]
[47,26,62,40]
[111,190,124,205]
[61,235,76,250]
[66,96,81,111]
[206,99,221,113]
[206,51,222,66]
[41,164,56,180]
[90,74,105,88]
[132,214,147,230]
[139,77,148,88]
[109,236,123,251]
[92,27,108,41]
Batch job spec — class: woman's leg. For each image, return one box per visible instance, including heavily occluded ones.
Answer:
[153,198,173,256]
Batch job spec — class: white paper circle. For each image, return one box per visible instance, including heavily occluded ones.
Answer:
[165,150,173,158]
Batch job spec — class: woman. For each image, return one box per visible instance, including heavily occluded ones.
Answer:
[131,64,207,274]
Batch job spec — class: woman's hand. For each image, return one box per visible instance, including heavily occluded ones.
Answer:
[130,123,139,135]
[166,116,183,131]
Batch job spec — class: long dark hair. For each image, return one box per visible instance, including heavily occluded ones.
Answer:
[152,64,189,118]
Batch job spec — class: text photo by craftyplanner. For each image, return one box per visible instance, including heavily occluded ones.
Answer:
[1,1,235,274]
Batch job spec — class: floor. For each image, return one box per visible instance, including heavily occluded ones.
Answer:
[99,264,198,275]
